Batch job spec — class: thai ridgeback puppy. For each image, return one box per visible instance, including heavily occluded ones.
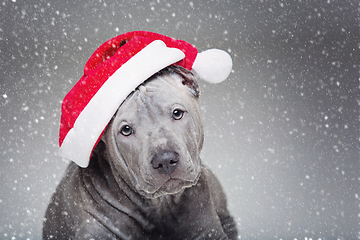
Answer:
[43,66,237,239]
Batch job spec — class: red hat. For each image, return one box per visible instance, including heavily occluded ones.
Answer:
[59,31,232,167]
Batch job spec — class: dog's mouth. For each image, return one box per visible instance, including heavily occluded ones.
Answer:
[162,178,188,192]
[139,172,201,199]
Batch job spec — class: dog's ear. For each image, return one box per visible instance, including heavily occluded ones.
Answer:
[172,66,200,99]
[148,65,200,98]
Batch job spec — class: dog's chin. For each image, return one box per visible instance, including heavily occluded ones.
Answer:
[139,174,201,199]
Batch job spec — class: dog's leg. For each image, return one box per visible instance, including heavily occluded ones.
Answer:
[202,166,238,240]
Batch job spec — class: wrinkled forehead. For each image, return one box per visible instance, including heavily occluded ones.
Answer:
[113,72,192,117]
[141,73,185,96]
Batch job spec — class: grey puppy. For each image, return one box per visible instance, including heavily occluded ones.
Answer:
[43,66,237,239]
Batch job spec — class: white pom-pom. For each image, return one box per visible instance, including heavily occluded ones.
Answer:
[192,48,233,84]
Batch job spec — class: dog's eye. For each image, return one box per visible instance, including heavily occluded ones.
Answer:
[120,125,133,136]
[172,109,184,120]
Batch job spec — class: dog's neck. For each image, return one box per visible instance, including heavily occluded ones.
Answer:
[84,152,208,235]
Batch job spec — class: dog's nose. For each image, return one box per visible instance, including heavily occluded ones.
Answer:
[151,151,179,174]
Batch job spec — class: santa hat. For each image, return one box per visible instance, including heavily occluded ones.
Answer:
[59,31,232,168]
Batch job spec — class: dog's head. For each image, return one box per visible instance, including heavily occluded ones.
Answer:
[100,66,204,198]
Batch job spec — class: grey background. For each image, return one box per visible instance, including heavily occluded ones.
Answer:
[1,0,359,239]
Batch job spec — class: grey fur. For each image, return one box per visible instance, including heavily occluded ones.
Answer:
[43,66,237,239]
